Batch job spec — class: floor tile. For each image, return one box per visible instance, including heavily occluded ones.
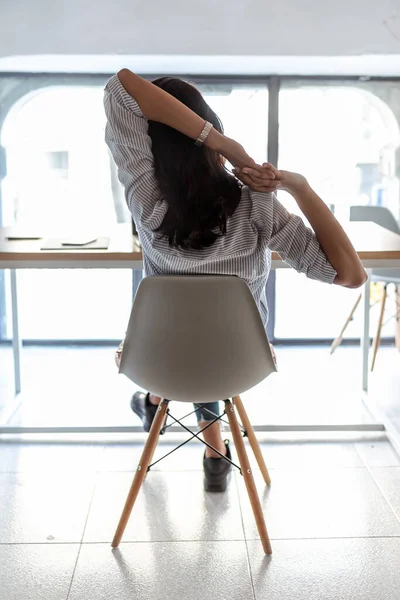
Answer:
[101,439,365,474]
[241,372,375,425]
[247,537,400,600]
[250,441,364,469]
[68,541,253,600]
[237,467,400,540]
[0,544,79,600]
[355,440,400,467]
[0,472,95,543]
[370,467,400,523]
[84,471,244,543]
[0,442,104,473]
[101,440,207,472]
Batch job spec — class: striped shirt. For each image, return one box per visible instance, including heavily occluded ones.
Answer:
[104,74,337,328]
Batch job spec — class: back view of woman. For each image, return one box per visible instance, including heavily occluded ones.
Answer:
[105,69,366,492]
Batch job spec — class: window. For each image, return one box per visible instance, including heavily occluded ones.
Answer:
[274,80,400,340]
[2,75,399,344]
[1,85,133,340]
[0,79,268,341]
[198,83,269,165]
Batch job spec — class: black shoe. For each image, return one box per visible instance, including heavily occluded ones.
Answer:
[203,440,232,492]
[130,391,166,434]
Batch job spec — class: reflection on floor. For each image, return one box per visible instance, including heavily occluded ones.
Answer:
[2,344,399,428]
[0,434,400,599]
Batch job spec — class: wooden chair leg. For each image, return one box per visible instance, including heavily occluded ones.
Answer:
[233,395,271,486]
[395,285,400,353]
[111,399,169,548]
[225,399,272,555]
[371,285,387,372]
[330,293,362,354]
[146,405,169,473]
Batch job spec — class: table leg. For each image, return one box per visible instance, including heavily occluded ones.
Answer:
[395,284,400,352]
[132,269,144,300]
[10,269,22,395]
[361,271,371,394]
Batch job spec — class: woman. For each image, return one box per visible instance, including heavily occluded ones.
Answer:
[104,69,366,492]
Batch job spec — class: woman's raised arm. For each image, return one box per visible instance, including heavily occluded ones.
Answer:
[117,69,268,170]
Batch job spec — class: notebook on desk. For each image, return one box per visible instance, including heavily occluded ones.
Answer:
[40,237,110,250]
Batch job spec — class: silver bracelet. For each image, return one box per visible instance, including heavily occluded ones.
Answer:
[195,121,213,146]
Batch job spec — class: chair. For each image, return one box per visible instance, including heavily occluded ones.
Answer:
[113,275,277,554]
[330,205,400,369]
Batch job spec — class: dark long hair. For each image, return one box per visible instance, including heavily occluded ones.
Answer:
[148,77,241,250]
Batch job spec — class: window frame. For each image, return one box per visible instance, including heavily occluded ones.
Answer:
[1,72,400,344]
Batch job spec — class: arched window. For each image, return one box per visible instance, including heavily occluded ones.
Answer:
[0,78,269,341]
[2,85,130,228]
[275,81,400,340]
[1,83,132,340]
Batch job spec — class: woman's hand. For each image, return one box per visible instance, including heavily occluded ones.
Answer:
[233,162,279,192]
[233,165,279,192]
[235,163,308,195]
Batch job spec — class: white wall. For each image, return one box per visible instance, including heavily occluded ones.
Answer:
[0,0,400,74]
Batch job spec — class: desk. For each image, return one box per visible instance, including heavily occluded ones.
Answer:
[2,222,400,270]
[0,224,143,270]
[1,221,400,415]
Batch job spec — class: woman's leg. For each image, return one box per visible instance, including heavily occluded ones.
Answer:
[196,402,226,458]
[145,397,225,458]
[198,402,231,492]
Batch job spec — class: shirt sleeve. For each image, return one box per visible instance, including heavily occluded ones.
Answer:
[250,189,337,284]
[104,74,164,227]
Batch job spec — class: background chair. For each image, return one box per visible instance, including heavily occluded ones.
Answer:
[113,275,277,554]
[330,205,400,369]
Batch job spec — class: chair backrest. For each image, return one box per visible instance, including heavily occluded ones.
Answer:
[350,205,400,235]
[119,275,276,403]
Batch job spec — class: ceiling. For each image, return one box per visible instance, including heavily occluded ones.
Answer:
[0,0,400,75]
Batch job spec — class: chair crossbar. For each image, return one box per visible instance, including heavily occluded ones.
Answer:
[149,414,222,469]
[161,404,230,432]
[149,408,241,472]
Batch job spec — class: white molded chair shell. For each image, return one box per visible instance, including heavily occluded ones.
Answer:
[119,275,276,403]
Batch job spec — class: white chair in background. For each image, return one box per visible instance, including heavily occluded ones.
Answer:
[331,205,400,369]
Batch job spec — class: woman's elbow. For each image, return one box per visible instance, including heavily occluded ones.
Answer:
[334,270,368,289]
[117,68,134,83]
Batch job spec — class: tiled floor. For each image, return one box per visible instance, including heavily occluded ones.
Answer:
[1,435,400,599]
[1,344,400,598]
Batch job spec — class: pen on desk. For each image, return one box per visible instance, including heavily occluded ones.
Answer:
[61,239,98,247]
[6,236,42,241]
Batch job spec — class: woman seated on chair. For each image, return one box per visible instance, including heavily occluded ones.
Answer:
[104,69,366,492]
